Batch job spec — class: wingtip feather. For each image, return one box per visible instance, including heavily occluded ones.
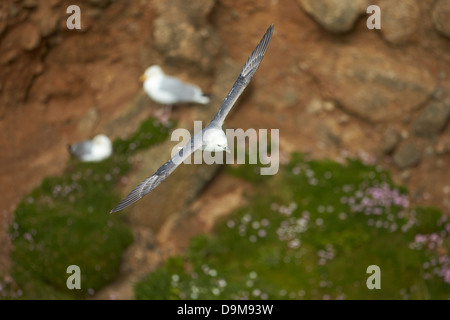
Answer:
[240,24,274,79]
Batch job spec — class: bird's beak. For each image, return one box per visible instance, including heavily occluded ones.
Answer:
[225,146,231,154]
[139,74,146,82]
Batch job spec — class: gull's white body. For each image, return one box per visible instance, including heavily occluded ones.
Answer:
[177,129,228,152]
[202,128,229,152]
[142,65,210,105]
[111,25,274,213]
[69,134,112,162]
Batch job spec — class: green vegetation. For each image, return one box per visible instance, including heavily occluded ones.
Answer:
[6,118,173,299]
[135,154,449,300]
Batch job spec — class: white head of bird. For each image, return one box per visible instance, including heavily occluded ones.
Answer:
[202,128,230,153]
[140,65,164,82]
[93,134,112,148]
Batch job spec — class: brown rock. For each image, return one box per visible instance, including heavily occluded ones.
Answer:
[19,23,41,50]
[393,141,422,168]
[23,0,38,9]
[328,48,434,122]
[86,0,116,8]
[0,1,10,36]
[436,140,450,155]
[77,107,99,135]
[155,0,215,21]
[316,123,341,147]
[153,0,221,73]
[2,49,19,65]
[299,0,368,33]
[50,0,61,7]
[432,0,450,38]
[382,127,401,154]
[37,9,60,37]
[379,0,420,45]
[411,97,450,139]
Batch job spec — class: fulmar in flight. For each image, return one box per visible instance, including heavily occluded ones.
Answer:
[111,24,274,213]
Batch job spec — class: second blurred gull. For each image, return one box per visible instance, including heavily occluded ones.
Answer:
[68,134,112,162]
[140,65,210,105]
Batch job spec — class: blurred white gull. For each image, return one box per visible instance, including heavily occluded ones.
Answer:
[140,65,210,105]
[68,134,112,162]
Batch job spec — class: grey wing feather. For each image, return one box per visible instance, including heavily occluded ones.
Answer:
[211,24,274,127]
[160,76,202,102]
[110,133,202,213]
[69,140,93,158]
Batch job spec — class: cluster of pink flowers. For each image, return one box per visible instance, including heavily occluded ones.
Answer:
[345,183,410,215]
[271,202,298,216]
[273,205,309,252]
[412,232,450,284]
[226,214,270,244]
[317,244,335,266]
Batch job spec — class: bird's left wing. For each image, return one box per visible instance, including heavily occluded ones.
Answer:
[210,24,274,127]
[110,133,202,213]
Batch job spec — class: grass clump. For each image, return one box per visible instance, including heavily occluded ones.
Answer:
[6,118,173,299]
[134,153,449,300]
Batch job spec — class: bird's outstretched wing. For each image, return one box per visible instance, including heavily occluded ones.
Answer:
[211,24,274,127]
[110,133,202,213]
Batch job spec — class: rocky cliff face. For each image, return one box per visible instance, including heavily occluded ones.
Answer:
[0,0,449,295]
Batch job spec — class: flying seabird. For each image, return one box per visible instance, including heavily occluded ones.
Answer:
[111,24,274,213]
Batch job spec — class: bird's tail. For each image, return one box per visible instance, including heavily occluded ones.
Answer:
[197,94,210,104]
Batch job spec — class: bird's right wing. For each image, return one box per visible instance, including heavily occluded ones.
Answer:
[210,24,274,127]
[110,133,203,213]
